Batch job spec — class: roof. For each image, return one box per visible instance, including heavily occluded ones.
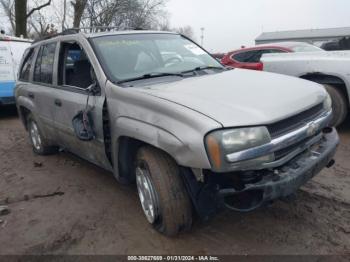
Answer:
[228,42,310,53]
[255,41,313,48]
[31,30,178,45]
[0,34,32,43]
[256,27,350,42]
[227,42,324,54]
[85,30,176,38]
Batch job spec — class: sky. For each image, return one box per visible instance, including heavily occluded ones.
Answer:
[166,0,350,52]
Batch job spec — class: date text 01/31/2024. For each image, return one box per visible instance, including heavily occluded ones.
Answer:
[127,256,220,261]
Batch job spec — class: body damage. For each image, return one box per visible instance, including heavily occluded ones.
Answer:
[14,31,338,222]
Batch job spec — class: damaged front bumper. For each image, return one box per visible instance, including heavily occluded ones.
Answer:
[182,128,339,218]
[219,128,339,212]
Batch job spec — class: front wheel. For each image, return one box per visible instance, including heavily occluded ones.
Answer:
[135,146,193,236]
[323,84,348,126]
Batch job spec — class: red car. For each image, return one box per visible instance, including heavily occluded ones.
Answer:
[221,42,323,71]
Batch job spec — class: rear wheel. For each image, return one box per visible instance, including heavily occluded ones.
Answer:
[323,84,348,127]
[135,146,192,236]
[27,114,57,155]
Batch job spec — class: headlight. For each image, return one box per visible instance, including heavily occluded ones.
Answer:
[323,93,332,111]
[205,127,273,171]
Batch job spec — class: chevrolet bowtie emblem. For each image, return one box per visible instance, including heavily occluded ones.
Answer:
[307,122,319,136]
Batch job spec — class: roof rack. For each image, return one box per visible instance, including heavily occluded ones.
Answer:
[70,26,140,33]
[33,26,145,43]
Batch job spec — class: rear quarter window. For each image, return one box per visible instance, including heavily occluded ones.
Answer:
[19,48,35,81]
[232,50,260,63]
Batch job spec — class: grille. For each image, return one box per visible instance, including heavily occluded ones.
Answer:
[274,136,314,160]
[267,103,324,138]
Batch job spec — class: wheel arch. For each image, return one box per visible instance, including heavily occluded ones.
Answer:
[299,73,349,106]
[112,117,191,183]
[18,105,31,130]
[16,95,37,130]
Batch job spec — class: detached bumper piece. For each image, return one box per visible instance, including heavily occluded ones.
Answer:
[219,128,339,212]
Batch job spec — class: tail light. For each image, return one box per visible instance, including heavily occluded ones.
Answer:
[256,62,264,71]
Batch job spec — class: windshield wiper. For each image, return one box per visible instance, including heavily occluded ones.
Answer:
[117,72,184,84]
[181,66,226,74]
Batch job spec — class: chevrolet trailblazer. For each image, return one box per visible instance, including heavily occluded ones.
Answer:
[15,30,338,236]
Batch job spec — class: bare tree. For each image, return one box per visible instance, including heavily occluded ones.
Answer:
[61,0,66,31]
[14,0,52,37]
[175,26,195,40]
[0,0,15,33]
[71,0,87,28]
[80,0,167,31]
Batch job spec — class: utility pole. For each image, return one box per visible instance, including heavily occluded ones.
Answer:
[200,27,205,46]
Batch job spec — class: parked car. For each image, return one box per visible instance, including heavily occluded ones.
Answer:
[16,31,338,236]
[0,34,31,105]
[211,53,226,60]
[222,42,350,126]
[221,42,323,70]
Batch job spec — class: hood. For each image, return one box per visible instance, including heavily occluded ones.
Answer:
[135,69,327,127]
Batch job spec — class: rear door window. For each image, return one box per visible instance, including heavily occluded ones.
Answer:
[34,43,56,84]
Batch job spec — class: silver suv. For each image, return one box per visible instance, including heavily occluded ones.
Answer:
[15,30,339,236]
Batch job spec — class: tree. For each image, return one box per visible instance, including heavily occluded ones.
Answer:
[71,0,87,28]
[14,0,52,37]
[175,26,195,40]
[0,0,15,33]
[80,0,167,31]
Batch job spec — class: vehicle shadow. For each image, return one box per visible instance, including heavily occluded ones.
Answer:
[0,105,18,119]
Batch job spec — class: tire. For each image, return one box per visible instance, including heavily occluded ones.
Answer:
[27,113,58,155]
[135,146,192,236]
[323,84,348,127]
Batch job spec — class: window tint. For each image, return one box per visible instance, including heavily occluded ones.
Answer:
[268,49,287,54]
[233,49,287,63]
[254,50,275,62]
[58,42,93,89]
[232,50,260,63]
[19,48,35,81]
[34,43,56,84]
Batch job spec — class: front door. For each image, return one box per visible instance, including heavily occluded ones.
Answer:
[51,41,111,170]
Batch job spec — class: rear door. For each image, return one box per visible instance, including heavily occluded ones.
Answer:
[29,42,59,140]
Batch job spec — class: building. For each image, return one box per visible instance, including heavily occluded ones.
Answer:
[255,27,350,47]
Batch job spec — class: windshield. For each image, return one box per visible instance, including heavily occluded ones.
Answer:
[91,33,223,83]
[289,43,324,52]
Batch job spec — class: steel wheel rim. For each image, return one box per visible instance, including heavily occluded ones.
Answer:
[136,165,159,224]
[30,121,42,151]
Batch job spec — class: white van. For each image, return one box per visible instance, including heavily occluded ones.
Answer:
[0,34,31,105]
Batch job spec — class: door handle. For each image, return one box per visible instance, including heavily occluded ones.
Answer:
[54,99,62,107]
[28,92,34,99]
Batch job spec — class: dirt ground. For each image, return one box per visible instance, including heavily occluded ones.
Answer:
[0,105,349,255]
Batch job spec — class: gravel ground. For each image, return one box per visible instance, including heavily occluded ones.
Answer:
[0,106,349,255]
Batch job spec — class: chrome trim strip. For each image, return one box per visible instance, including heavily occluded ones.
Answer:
[259,133,323,169]
[226,110,332,163]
